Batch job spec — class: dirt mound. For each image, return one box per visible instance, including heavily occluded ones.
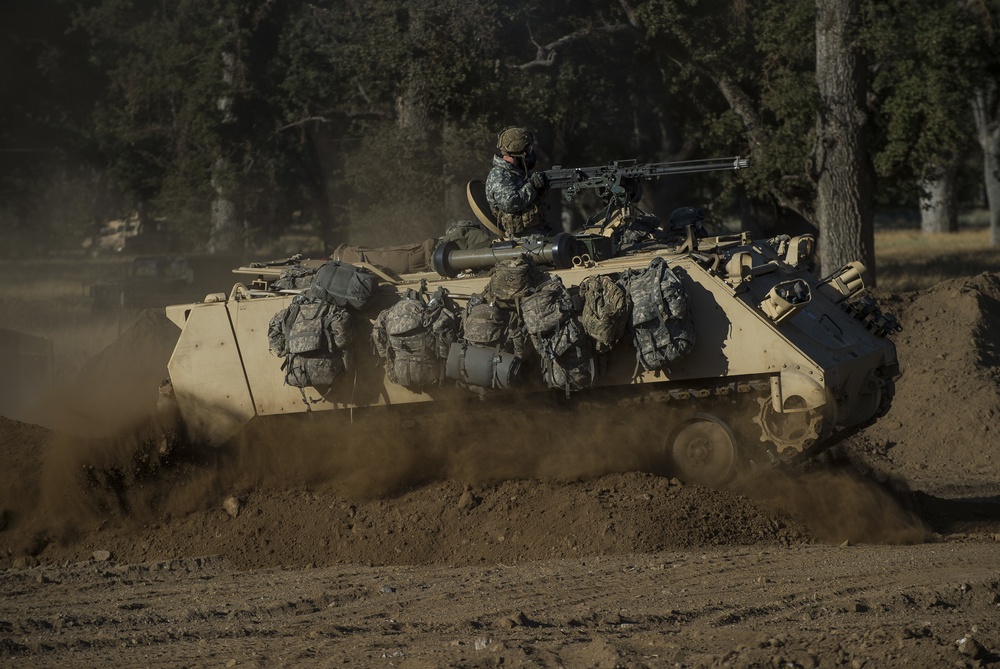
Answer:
[38,473,816,570]
[857,272,1000,495]
[0,417,51,540]
[0,411,934,571]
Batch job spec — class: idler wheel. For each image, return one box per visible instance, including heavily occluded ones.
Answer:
[667,413,738,487]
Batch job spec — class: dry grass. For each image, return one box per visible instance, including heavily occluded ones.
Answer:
[874,224,1000,292]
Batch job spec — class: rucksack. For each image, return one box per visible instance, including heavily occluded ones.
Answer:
[578,274,629,354]
[271,265,318,291]
[372,288,458,390]
[484,256,545,305]
[460,294,530,360]
[307,260,378,309]
[520,278,596,395]
[267,294,353,389]
[624,257,695,371]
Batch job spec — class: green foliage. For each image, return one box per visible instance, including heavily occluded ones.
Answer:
[864,0,980,186]
[2,0,999,255]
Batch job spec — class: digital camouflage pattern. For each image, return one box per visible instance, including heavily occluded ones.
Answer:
[520,278,596,394]
[268,294,354,388]
[625,257,695,371]
[485,155,547,236]
[578,274,629,354]
[372,289,459,390]
[484,257,545,304]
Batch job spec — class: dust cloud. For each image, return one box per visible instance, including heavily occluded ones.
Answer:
[735,465,932,545]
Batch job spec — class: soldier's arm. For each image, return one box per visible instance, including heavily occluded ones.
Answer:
[486,170,538,213]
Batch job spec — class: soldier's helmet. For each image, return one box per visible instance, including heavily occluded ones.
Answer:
[496,127,534,158]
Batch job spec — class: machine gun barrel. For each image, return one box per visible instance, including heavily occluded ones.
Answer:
[541,155,749,201]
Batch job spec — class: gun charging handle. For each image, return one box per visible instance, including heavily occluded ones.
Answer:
[432,232,581,278]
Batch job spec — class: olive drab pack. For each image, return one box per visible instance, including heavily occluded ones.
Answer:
[439,220,496,251]
[459,294,529,359]
[484,256,545,304]
[271,265,318,291]
[307,260,378,309]
[578,274,629,354]
[331,239,437,275]
[520,278,595,394]
[445,292,530,391]
[267,294,353,389]
[624,257,695,371]
[372,288,458,390]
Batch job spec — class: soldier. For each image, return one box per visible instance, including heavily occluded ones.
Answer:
[485,126,552,238]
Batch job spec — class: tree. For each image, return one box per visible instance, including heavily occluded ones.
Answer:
[973,82,1000,245]
[0,0,104,255]
[618,0,878,278]
[813,0,875,277]
[967,1,1000,246]
[864,0,980,235]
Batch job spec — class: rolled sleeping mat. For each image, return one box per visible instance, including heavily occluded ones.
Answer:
[445,342,523,390]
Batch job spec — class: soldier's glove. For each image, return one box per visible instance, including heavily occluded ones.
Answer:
[530,171,549,190]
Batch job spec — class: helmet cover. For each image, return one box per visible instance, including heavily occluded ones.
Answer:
[496,127,534,158]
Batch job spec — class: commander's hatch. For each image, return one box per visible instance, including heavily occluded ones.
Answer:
[466,180,506,239]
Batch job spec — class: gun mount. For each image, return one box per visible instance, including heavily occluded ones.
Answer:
[542,156,749,206]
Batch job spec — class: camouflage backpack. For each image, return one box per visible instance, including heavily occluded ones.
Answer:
[271,265,318,291]
[461,294,529,359]
[372,288,458,390]
[578,274,629,354]
[624,257,695,372]
[484,256,545,305]
[519,277,595,395]
[267,294,353,389]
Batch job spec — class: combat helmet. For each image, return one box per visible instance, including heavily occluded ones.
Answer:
[497,126,534,158]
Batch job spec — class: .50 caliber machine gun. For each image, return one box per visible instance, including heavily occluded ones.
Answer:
[540,155,749,206]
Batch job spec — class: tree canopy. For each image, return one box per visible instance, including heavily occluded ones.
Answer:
[2,0,999,269]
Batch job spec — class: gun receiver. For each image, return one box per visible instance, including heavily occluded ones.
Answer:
[541,155,749,203]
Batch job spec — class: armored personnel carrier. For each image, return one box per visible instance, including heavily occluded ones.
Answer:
[160,157,900,486]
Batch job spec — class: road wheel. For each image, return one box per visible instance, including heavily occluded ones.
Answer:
[667,413,738,487]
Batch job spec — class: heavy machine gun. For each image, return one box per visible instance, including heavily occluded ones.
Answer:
[540,155,749,206]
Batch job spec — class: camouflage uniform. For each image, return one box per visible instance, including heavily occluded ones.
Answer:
[485,155,550,237]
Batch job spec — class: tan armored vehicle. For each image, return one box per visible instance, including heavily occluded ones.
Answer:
[161,157,900,486]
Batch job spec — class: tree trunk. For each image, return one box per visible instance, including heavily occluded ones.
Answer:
[814,0,876,283]
[972,83,1000,247]
[919,166,958,234]
[209,47,242,254]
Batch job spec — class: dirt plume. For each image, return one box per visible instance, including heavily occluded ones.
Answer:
[734,465,931,545]
[34,309,179,437]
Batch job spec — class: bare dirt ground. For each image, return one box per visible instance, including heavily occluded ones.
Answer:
[2,265,1000,668]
